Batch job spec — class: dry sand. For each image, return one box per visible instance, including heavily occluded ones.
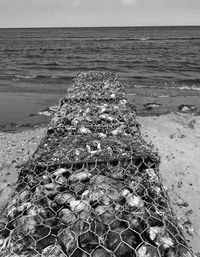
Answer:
[139,113,200,253]
[0,112,199,254]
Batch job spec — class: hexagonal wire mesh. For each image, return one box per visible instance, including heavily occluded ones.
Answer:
[0,72,194,257]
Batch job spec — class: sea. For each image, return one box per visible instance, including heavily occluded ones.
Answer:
[0,26,200,128]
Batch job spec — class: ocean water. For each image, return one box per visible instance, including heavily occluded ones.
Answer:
[0,26,200,125]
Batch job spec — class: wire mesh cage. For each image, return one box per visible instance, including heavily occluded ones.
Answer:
[0,72,194,257]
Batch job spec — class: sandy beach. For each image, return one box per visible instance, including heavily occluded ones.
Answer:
[0,112,199,254]
[139,113,200,254]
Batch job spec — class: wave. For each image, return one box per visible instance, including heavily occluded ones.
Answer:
[1,49,16,52]
[164,85,200,91]
[52,75,74,81]
[133,85,157,88]
[21,61,61,66]
[19,62,67,71]
[9,36,198,43]
[14,74,54,79]
[131,81,200,91]
[181,78,200,84]
[62,36,200,42]
[43,67,67,71]
[139,37,200,42]
[25,53,43,58]
[116,36,200,42]
[133,85,146,88]
[43,62,60,66]
[179,86,200,91]
[13,74,74,81]
[15,75,37,79]
[132,76,149,79]
[51,36,200,42]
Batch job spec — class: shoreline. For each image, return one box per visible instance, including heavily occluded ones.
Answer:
[1,107,200,133]
[0,89,200,132]
[0,112,199,253]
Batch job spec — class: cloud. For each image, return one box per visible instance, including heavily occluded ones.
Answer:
[120,0,138,6]
[71,0,80,7]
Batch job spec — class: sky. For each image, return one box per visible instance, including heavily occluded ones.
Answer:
[0,0,200,28]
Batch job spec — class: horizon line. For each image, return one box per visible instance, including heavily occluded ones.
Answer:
[0,24,200,29]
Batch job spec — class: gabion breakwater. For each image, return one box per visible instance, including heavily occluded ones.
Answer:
[0,72,194,257]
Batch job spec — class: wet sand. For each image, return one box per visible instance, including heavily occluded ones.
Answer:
[0,92,61,131]
[0,113,199,254]
[1,89,200,131]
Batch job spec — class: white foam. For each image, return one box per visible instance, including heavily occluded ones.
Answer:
[15,75,36,79]
[179,86,200,91]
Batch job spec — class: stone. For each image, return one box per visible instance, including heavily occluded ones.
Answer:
[58,208,76,224]
[70,200,90,213]
[144,103,161,111]
[126,194,144,208]
[38,110,52,116]
[79,231,99,252]
[149,226,163,241]
[137,245,149,257]
[18,190,31,202]
[13,215,38,235]
[92,248,112,257]
[145,168,158,180]
[55,175,67,185]
[121,189,131,197]
[42,244,65,257]
[115,243,135,256]
[99,114,115,122]
[53,168,68,177]
[79,126,91,134]
[55,193,75,205]
[17,202,32,212]
[178,104,196,112]
[161,235,174,248]
[106,231,121,251]
[72,219,89,236]
[69,171,92,182]
[111,125,125,136]
[58,229,76,254]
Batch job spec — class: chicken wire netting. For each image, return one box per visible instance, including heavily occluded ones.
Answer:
[0,72,194,257]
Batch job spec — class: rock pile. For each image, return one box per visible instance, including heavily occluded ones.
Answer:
[0,72,194,256]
